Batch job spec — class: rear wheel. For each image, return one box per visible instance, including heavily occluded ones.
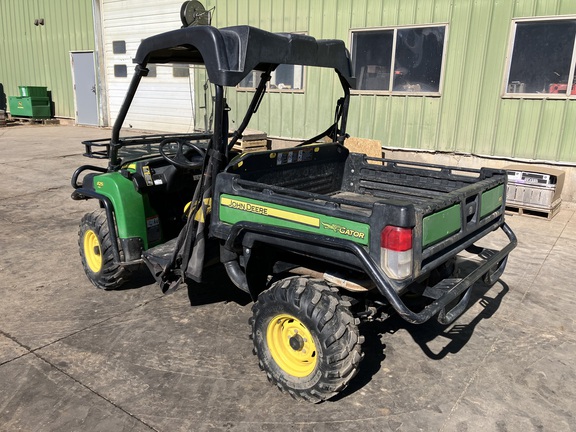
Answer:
[78,209,128,290]
[250,277,363,403]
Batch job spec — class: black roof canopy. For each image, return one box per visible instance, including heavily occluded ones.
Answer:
[134,25,355,87]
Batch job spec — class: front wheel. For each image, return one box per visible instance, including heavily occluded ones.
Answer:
[250,277,363,403]
[78,209,128,290]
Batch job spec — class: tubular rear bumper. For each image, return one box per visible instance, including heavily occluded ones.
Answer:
[385,223,517,324]
[221,221,517,325]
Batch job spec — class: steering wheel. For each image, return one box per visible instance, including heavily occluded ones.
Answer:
[159,138,206,169]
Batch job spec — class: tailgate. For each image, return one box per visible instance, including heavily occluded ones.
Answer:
[417,177,506,277]
[345,155,508,279]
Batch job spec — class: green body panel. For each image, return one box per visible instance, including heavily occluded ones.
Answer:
[219,195,370,246]
[422,204,461,248]
[480,185,505,219]
[92,172,158,249]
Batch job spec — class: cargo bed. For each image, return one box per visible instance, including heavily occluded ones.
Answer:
[213,143,513,293]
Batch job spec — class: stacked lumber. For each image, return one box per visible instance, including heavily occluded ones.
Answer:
[232,128,268,153]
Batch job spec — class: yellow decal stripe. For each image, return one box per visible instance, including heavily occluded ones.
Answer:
[221,197,320,228]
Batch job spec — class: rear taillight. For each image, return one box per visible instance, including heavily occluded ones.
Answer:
[380,226,413,280]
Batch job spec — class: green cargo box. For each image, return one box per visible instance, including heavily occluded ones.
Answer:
[8,96,51,118]
[18,86,48,98]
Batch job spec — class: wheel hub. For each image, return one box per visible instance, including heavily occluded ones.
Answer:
[289,334,305,351]
[84,230,102,273]
[266,314,317,378]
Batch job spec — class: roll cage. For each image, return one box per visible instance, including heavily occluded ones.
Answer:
[108,25,356,170]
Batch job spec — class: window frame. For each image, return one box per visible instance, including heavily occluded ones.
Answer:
[349,23,449,96]
[236,65,306,93]
[503,15,576,99]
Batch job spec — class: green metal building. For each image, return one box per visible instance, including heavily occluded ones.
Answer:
[1,0,575,168]
[0,0,95,119]
[1,0,574,200]
[203,0,576,165]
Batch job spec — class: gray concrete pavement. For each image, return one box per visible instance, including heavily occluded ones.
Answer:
[0,124,575,431]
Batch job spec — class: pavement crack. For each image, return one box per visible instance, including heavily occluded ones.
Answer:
[0,328,33,352]
[33,350,160,431]
[0,296,166,430]
[0,329,34,367]
[439,212,575,431]
[31,294,166,355]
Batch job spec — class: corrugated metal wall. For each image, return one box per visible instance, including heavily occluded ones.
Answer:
[0,0,94,118]
[203,0,576,163]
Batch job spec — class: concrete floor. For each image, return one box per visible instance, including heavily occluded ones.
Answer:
[0,124,575,432]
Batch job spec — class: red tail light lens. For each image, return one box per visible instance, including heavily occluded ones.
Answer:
[381,226,412,252]
[380,226,413,280]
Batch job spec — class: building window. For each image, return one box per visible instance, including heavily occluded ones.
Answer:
[237,64,305,92]
[146,65,157,78]
[112,40,126,54]
[505,18,576,97]
[350,25,447,94]
[173,65,190,77]
[114,64,127,78]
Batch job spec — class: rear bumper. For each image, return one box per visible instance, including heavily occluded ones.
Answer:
[352,222,517,324]
[221,221,517,325]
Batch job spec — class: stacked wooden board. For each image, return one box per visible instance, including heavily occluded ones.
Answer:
[232,129,268,153]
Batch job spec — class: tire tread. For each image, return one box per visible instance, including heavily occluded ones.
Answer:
[250,277,363,403]
[78,209,129,290]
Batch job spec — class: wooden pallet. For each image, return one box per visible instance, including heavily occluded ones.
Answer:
[505,201,561,220]
[232,137,268,153]
[232,141,268,153]
[229,129,268,153]
[8,116,59,125]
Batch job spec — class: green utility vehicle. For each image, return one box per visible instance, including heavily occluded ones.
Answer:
[72,25,517,402]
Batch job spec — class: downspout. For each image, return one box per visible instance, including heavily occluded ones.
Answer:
[91,0,108,127]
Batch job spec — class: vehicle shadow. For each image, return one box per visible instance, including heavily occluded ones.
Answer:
[400,280,509,360]
[334,274,509,401]
[112,261,252,307]
[186,263,252,306]
[111,264,156,291]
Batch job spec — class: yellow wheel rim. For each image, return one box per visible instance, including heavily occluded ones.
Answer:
[84,230,102,273]
[266,314,317,378]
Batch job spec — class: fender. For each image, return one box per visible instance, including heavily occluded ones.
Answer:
[71,188,122,263]
[72,171,159,252]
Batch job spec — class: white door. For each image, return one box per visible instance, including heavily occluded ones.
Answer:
[71,52,99,126]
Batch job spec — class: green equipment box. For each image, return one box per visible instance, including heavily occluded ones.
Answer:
[18,86,48,98]
[8,96,51,118]
[8,86,50,118]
